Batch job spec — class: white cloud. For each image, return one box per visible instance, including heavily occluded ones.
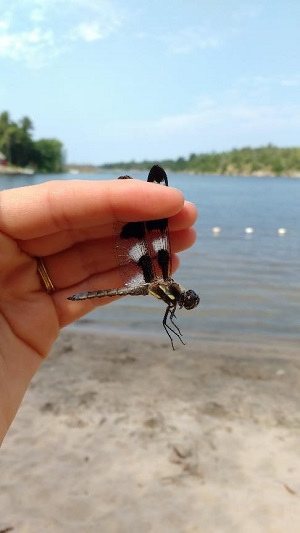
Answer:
[280,76,300,88]
[30,8,46,23]
[236,74,300,91]
[0,27,57,68]
[99,98,300,158]
[161,26,220,55]
[232,4,262,23]
[70,14,121,43]
[0,0,123,67]
[71,22,105,42]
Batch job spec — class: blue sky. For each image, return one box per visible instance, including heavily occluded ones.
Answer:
[0,0,300,164]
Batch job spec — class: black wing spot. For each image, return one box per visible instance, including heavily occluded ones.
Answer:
[146,218,168,232]
[138,254,155,284]
[157,249,170,281]
[120,221,146,240]
[147,165,169,186]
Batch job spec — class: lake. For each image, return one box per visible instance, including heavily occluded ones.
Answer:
[1,171,299,345]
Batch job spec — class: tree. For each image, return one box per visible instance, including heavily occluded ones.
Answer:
[0,111,11,135]
[4,123,34,167]
[19,116,34,135]
[0,110,64,172]
[34,139,64,173]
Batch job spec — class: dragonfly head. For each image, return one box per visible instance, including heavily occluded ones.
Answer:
[180,289,200,310]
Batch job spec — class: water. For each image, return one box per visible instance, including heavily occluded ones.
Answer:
[1,171,299,344]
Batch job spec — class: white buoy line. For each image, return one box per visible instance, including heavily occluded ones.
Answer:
[212,226,221,234]
[211,227,287,235]
[245,227,254,235]
[278,228,287,235]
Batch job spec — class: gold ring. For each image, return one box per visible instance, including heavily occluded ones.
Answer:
[37,257,55,294]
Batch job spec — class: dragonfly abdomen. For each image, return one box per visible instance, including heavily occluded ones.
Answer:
[68,284,149,301]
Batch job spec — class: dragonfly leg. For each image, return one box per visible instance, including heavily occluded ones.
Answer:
[162,306,185,350]
[169,309,185,343]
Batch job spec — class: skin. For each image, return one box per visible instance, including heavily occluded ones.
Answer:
[0,178,197,443]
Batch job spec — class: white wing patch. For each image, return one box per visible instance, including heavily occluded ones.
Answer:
[128,242,147,262]
[126,271,145,287]
[152,235,168,254]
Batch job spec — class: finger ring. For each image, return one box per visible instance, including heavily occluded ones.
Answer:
[37,257,55,294]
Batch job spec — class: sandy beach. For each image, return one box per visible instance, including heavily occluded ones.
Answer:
[1,329,300,532]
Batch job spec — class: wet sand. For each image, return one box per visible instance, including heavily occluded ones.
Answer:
[1,329,300,532]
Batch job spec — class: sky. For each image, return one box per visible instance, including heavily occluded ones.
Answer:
[0,0,300,164]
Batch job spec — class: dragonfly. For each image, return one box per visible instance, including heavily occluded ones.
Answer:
[68,165,200,349]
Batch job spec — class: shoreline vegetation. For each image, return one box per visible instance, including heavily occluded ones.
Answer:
[74,145,300,178]
[0,111,64,174]
[1,109,300,178]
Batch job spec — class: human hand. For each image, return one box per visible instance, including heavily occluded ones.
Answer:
[0,178,197,442]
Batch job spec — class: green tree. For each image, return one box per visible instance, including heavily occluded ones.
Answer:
[19,116,34,135]
[34,139,64,173]
[0,110,64,172]
[0,111,11,135]
[5,123,34,167]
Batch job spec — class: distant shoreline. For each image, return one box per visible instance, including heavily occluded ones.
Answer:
[1,163,300,179]
[68,145,300,178]
[65,164,300,178]
[0,165,34,176]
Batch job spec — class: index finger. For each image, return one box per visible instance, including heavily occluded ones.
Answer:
[0,179,184,240]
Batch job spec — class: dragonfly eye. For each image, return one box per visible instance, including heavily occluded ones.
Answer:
[183,290,200,310]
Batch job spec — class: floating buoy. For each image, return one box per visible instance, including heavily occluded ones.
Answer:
[212,226,221,235]
[278,228,287,235]
[245,227,254,234]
